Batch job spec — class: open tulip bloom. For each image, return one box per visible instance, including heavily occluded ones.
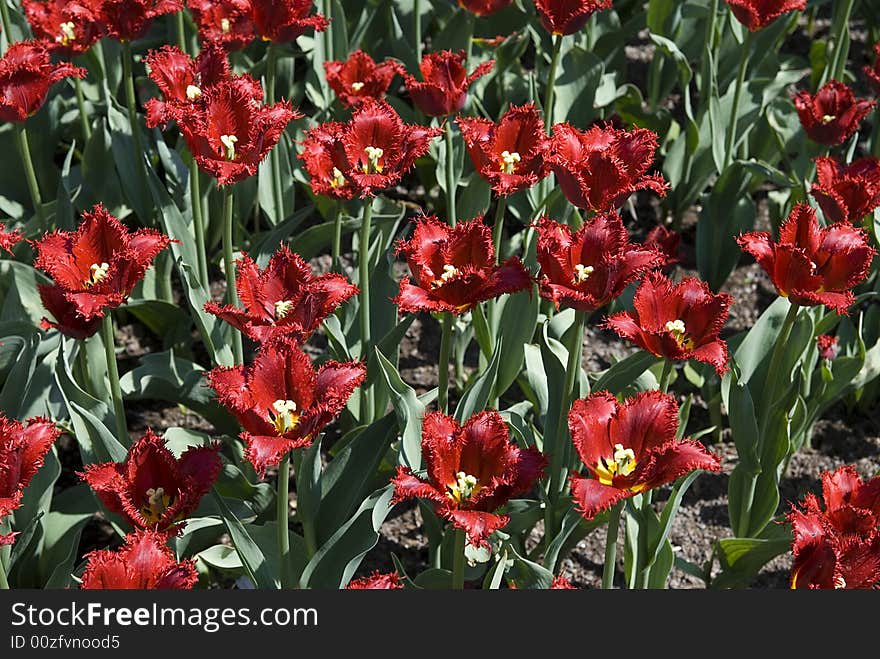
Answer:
[737,204,875,314]
[391,411,546,548]
[810,156,880,224]
[81,429,222,532]
[549,122,669,213]
[403,50,494,118]
[32,204,171,321]
[4,0,880,598]
[568,392,721,520]
[393,215,532,315]
[536,214,663,312]
[788,466,880,589]
[605,273,732,376]
[208,339,366,476]
[793,80,875,147]
[0,415,60,545]
[80,530,199,590]
[325,50,401,108]
[205,244,358,343]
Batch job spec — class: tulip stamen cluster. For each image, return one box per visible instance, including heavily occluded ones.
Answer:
[447,472,481,504]
[220,134,238,160]
[499,150,521,174]
[351,81,365,92]
[274,300,294,319]
[58,21,76,46]
[595,443,638,485]
[220,17,230,33]
[432,264,461,289]
[330,167,347,189]
[186,84,202,100]
[270,399,300,435]
[573,263,594,283]
[665,319,693,349]
[87,262,111,287]
[140,487,173,525]
[363,146,385,174]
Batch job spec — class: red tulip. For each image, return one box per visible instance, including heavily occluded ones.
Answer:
[0,415,60,545]
[549,122,668,212]
[810,156,880,224]
[864,43,880,96]
[605,273,733,376]
[457,0,512,16]
[568,391,721,520]
[341,99,442,197]
[32,204,172,321]
[393,215,533,315]
[80,530,199,589]
[324,49,401,109]
[0,225,22,254]
[298,121,359,199]
[391,410,546,547]
[793,80,875,147]
[816,334,839,361]
[788,466,880,589]
[534,0,612,36]
[187,0,255,51]
[207,339,365,476]
[38,283,102,339]
[403,50,493,117]
[23,0,104,56]
[205,244,358,343]
[80,429,222,532]
[535,214,664,312]
[457,103,550,196]
[346,571,404,589]
[737,204,876,314]
[176,77,299,186]
[644,224,680,267]
[68,0,184,42]
[0,41,86,122]
[250,0,327,43]
[724,0,806,31]
[143,42,247,129]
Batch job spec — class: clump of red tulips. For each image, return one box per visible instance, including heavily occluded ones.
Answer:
[1,0,879,596]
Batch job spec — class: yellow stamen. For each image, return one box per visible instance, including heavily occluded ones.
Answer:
[665,319,694,350]
[141,486,173,524]
[573,264,594,283]
[595,443,637,486]
[446,471,481,504]
[432,264,460,288]
[499,150,521,175]
[330,167,347,189]
[269,399,300,435]
[186,84,202,100]
[363,145,384,174]
[87,262,110,287]
[220,17,231,33]
[351,81,365,92]
[821,114,837,124]
[274,300,294,319]
[58,21,76,46]
[220,134,238,161]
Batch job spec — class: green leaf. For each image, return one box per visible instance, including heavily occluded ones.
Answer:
[299,485,394,589]
[376,347,425,469]
[507,546,553,589]
[196,544,244,571]
[454,341,502,422]
[493,290,539,399]
[317,413,397,543]
[712,524,792,589]
[593,351,661,394]
[211,489,279,589]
